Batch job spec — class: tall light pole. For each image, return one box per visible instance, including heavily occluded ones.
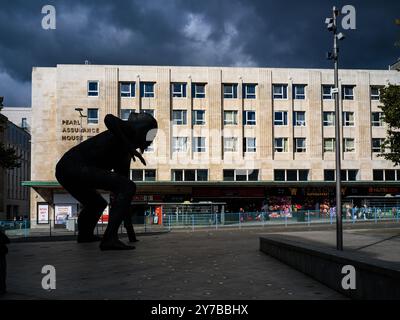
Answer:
[74,108,87,143]
[326,7,345,251]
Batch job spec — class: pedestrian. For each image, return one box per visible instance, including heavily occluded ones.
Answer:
[0,229,10,295]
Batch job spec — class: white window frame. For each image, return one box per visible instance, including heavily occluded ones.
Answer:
[172,110,187,125]
[244,84,256,99]
[294,138,306,153]
[323,138,335,152]
[274,138,288,153]
[293,85,306,100]
[294,111,306,126]
[344,138,355,152]
[193,110,205,125]
[370,87,381,101]
[224,111,238,125]
[120,82,135,98]
[372,138,384,153]
[172,169,208,182]
[172,83,186,98]
[343,112,355,126]
[273,84,288,99]
[141,82,155,98]
[193,137,206,153]
[88,81,99,97]
[342,85,355,100]
[244,137,256,153]
[87,108,99,125]
[172,137,188,152]
[322,85,334,100]
[194,84,206,98]
[243,111,256,125]
[323,112,335,126]
[224,137,238,152]
[371,112,383,127]
[223,84,237,99]
[274,111,288,126]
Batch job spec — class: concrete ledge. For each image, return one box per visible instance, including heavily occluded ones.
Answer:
[260,235,400,300]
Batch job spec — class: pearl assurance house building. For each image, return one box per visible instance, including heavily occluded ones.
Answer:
[26,64,400,226]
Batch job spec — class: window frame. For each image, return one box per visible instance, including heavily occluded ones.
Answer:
[323,111,335,126]
[293,84,306,100]
[120,82,135,98]
[140,82,155,98]
[322,85,334,100]
[274,138,288,153]
[293,111,306,126]
[244,137,256,153]
[193,83,206,99]
[243,84,256,99]
[343,112,355,127]
[193,137,206,153]
[342,85,355,100]
[274,111,288,126]
[172,83,187,98]
[344,138,355,153]
[224,111,238,125]
[88,81,99,97]
[273,84,288,99]
[172,137,188,152]
[294,138,306,153]
[372,138,384,153]
[172,110,187,125]
[193,110,206,125]
[87,108,99,125]
[323,138,336,153]
[223,84,238,99]
[224,137,238,152]
[243,110,256,126]
[371,112,384,127]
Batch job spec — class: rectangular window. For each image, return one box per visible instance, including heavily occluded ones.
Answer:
[223,84,238,99]
[322,85,334,100]
[172,137,188,152]
[323,112,335,126]
[224,137,238,152]
[87,108,99,124]
[243,137,256,153]
[197,169,208,181]
[274,169,309,181]
[371,112,384,127]
[341,170,358,181]
[370,87,381,101]
[324,138,335,152]
[172,110,187,125]
[193,110,205,125]
[287,170,297,181]
[131,170,143,181]
[120,109,132,120]
[120,82,135,97]
[193,83,206,98]
[372,138,384,153]
[274,138,288,153]
[293,111,306,126]
[223,170,235,181]
[293,84,306,100]
[172,170,183,182]
[344,138,355,152]
[172,83,187,98]
[193,137,206,153]
[185,170,196,181]
[273,84,288,99]
[243,84,256,99]
[224,111,238,125]
[343,112,355,126]
[373,170,384,181]
[294,138,306,153]
[342,85,355,100]
[88,81,99,97]
[140,82,155,98]
[243,111,256,125]
[385,170,396,181]
[141,109,155,118]
[274,111,288,126]
[274,170,285,181]
[324,170,335,181]
[144,170,156,181]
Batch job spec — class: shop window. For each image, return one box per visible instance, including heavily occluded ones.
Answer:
[324,170,335,181]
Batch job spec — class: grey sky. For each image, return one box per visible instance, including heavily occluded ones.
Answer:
[0,0,399,106]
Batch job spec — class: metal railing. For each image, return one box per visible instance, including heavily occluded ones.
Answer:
[1,207,399,238]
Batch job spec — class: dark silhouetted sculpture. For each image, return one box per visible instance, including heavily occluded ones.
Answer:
[55,112,157,250]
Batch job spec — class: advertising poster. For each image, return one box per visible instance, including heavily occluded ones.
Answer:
[99,205,109,224]
[37,203,49,224]
[55,205,72,226]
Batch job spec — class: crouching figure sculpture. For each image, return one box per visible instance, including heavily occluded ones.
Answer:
[55,112,157,250]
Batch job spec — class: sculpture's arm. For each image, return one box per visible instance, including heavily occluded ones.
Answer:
[104,114,146,166]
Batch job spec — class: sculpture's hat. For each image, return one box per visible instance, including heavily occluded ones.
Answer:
[125,111,158,150]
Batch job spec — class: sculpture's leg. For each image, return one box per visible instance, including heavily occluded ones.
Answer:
[63,186,107,242]
[100,181,137,250]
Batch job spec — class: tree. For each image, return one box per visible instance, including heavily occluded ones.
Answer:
[379,85,400,166]
[0,96,21,169]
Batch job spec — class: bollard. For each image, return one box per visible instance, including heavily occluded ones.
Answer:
[239,213,242,230]
[374,209,377,224]
[307,211,310,226]
[49,219,52,237]
[168,215,171,231]
[215,213,218,230]
[192,215,194,232]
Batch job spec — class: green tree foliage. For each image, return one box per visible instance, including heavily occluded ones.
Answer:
[0,97,21,169]
[379,85,400,166]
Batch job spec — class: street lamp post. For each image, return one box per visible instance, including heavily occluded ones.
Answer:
[74,108,87,143]
[326,7,345,251]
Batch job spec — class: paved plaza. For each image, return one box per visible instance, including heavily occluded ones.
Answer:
[2,228,347,300]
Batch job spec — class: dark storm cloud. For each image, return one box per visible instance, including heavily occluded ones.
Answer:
[0,0,399,106]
